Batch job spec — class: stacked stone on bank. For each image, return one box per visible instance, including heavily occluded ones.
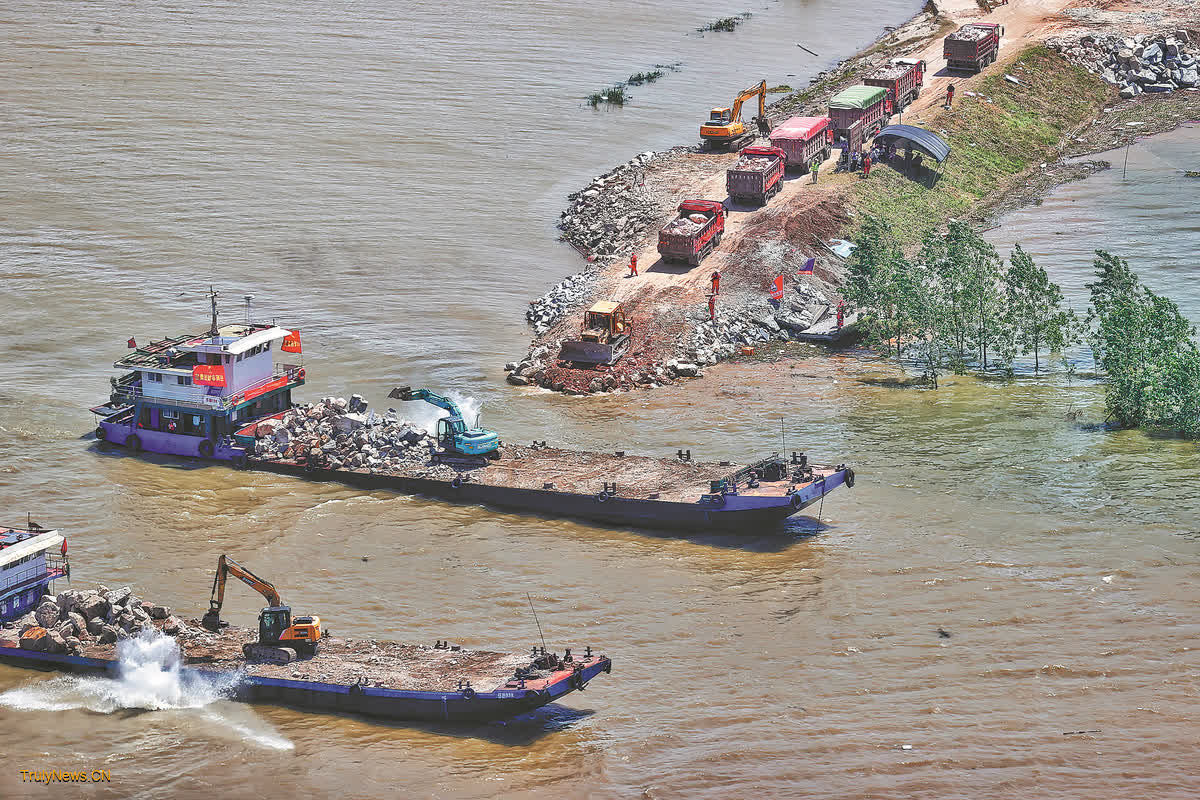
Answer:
[3,586,186,655]
[1049,31,1199,99]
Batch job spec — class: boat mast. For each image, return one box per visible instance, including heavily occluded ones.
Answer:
[207,286,219,336]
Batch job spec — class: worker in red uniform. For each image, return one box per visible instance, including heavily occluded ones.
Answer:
[710,271,721,295]
[862,152,872,178]
[945,83,955,109]
[836,301,845,330]
[708,294,716,321]
[628,253,638,277]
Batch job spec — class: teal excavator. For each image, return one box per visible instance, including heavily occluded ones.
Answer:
[388,386,501,460]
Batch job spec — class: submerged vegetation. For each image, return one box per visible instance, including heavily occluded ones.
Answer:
[698,13,752,33]
[587,63,682,107]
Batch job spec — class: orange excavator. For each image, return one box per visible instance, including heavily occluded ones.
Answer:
[200,554,323,664]
[700,80,769,150]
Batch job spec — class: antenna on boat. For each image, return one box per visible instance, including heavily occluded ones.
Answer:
[207,286,220,336]
[780,418,786,455]
[243,294,254,327]
[526,592,548,653]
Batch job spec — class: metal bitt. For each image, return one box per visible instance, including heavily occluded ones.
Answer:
[791,451,807,467]
[676,449,692,462]
[602,481,617,495]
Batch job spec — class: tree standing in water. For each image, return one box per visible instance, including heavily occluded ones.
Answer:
[1004,244,1071,373]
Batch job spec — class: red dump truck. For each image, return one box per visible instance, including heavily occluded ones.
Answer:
[864,58,925,112]
[768,117,833,173]
[657,200,726,267]
[829,85,891,145]
[725,146,786,205]
[944,23,1003,74]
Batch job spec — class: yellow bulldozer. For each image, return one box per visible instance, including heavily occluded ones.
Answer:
[700,80,769,150]
[558,300,632,366]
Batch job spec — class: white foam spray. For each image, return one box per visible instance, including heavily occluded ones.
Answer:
[0,629,293,750]
[398,390,485,436]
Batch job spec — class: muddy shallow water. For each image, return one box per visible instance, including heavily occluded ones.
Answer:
[2,2,1198,798]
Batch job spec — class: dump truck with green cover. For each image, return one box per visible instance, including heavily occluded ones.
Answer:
[828,86,891,145]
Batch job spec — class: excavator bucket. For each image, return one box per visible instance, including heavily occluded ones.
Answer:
[559,339,617,365]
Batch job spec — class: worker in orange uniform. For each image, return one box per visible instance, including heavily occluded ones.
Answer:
[708,294,716,321]
[628,253,638,277]
[836,301,845,330]
[710,271,721,295]
[945,83,955,109]
[862,152,872,178]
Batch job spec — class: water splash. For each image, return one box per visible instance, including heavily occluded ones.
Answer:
[0,629,293,750]
[400,390,485,436]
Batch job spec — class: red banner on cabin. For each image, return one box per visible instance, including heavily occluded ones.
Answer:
[192,364,227,387]
[281,330,302,354]
[770,275,785,301]
[241,375,288,404]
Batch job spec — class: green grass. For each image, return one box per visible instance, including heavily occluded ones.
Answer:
[587,85,629,107]
[698,13,752,33]
[626,70,666,86]
[849,46,1112,245]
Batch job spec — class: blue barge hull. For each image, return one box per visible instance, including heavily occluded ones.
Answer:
[246,459,850,534]
[0,646,611,723]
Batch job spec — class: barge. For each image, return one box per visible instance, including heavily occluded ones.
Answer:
[240,407,854,533]
[0,636,610,723]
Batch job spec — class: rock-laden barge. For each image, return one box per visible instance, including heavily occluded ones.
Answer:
[239,405,853,533]
[1,591,611,723]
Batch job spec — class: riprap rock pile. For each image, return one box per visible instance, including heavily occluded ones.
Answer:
[4,586,185,655]
[1049,31,1198,99]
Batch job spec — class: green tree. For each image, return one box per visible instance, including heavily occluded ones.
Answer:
[1087,250,1200,433]
[1004,244,1071,373]
[917,221,1004,370]
[844,215,910,360]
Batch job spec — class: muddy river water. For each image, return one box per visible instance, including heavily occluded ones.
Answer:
[1,2,1198,798]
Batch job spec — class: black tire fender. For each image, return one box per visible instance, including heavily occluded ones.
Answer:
[791,493,804,509]
[95,426,107,441]
[462,686,476,700]
[845,468,856,489]
[596,491,609,503]
[198,439,214,458]
[126,434,142,452]
[451,476,463,489]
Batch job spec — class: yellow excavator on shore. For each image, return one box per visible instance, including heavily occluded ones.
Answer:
[700,80,770,150]
[200,554,323,664]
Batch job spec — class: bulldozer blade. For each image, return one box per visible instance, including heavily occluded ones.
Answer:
[559,340,616,365]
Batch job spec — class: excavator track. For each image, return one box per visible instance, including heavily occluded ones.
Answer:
[243,643,299,664]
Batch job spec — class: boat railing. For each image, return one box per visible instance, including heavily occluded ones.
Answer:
[0,559,67,595]
[110,364,303,413]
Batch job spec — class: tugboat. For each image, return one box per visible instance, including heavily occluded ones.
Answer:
[90,291,305,462]
[0,519,69,623]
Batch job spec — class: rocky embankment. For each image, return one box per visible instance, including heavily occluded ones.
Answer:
[1049,30,1198,98]
[246,395,460,479]
[3,586,187,655]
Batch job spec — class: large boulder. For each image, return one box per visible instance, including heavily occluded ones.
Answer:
[107,586,133,608]
[67,612,87,635]
[19,627,49,651]
[162,616,184,636]
[43,630,68,654]
[332,413,367,434]
[77,593,109,620]
[148,605,171,620]
[56,591,79,615]
[86,617,107,636]
[34,602,60,628]
[96,625,118,645]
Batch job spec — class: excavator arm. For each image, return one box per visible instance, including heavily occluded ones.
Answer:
[729,80,767,124]
[201,554,283,631]
[389,386,463,419]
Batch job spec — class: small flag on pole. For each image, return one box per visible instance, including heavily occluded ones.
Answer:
[127,337,137,348]
[770,275,785,301]
[798,257,815,275]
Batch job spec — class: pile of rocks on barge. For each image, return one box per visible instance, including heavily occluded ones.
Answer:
[247,395,459,478]
[3,586,186,656]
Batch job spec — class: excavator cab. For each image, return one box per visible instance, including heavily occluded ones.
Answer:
[708,108,733,124]
[259,606,293,643]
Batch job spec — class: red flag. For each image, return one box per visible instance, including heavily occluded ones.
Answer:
[61,538,68,556]
[192,364,227,387]
[127,337,137,348]
[281,330,302,354]
[770,275,784,301]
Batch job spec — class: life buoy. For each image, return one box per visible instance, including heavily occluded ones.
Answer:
[462,686,476,700]
[297,368,306,381]
[167,421,178,432]
[596,491,609,503]
[95,426,107,441]
[126,434,142,452]
[451,476,463,489]
[198,439,214,458]
[845,468,855,488]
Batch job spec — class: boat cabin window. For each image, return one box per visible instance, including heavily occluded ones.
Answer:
[177,376,193,386]
[147,372,163,383]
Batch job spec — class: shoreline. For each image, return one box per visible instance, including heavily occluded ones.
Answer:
[509,1,1200,396]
